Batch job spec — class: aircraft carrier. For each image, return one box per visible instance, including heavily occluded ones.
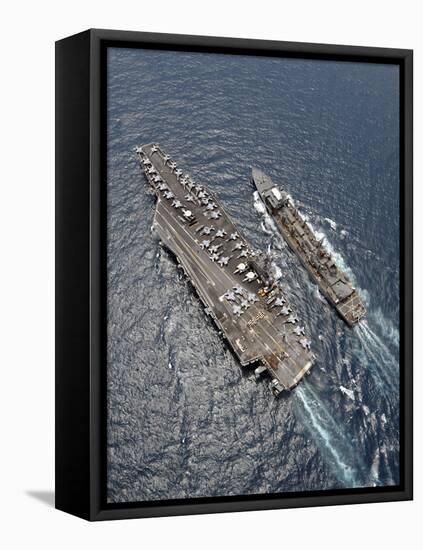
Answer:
[252,168,366,326]
[136,144,314,395]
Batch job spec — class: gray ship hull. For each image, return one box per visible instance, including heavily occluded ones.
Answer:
[136,144,314,395]
[251,168,366,326]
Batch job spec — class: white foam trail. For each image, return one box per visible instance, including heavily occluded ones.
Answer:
[300,383,349,434]
[369,448,381,486]
[253,192,266,214]
[361,323,396,365]
[253,192,280,236]
[355,323,398,393]
[358,321,398,378]
[359,348,393,392]
[359,287,371,308]
[296,385,361,486]
[372,308,400,350]
[340,386,355,401]
[379,443,395,486]
[324,217,337,231]
[260,220,273,235]
[314,285,326,303]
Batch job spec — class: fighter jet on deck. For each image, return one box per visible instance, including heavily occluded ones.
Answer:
[218,256,230,267]
[293,325,305,336]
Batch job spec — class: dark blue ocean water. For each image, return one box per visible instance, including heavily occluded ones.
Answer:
[106,47,400,503]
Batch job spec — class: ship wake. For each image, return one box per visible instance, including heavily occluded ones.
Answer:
[356,321,399,393]
[295,384,366,487]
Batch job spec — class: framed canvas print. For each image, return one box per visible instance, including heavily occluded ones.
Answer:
[55,29,413,520]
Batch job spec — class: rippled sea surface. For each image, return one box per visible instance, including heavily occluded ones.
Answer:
[106,47,400,503]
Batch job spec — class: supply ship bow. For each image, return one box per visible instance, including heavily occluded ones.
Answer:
[252,168,366,326]
[136,144,314,395]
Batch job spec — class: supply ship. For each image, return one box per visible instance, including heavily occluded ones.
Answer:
[252,168,366,326]
[136,144,314,395]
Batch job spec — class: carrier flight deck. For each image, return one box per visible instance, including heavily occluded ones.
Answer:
[136,144,314,395]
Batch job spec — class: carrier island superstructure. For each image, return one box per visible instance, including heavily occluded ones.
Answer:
[252,168,366,326]
[136,144,314,395]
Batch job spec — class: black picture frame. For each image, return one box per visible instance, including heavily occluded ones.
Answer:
[55,28,413,521]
